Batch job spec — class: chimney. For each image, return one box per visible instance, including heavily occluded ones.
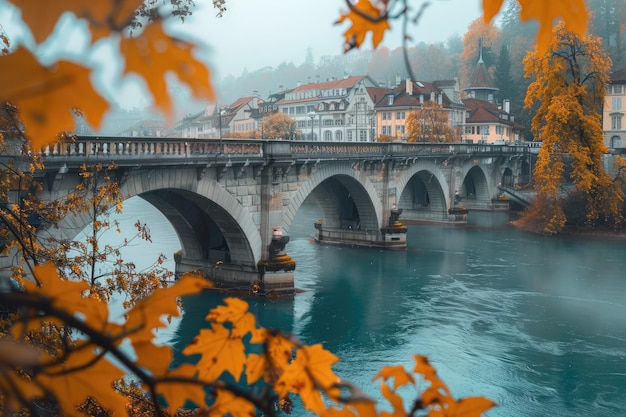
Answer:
[503,99,510,113]
[419,94,424,105]
[406,78,413,96]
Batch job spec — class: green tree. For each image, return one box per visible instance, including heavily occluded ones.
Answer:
[521,21,622,234]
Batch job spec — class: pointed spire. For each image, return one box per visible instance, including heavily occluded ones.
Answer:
[478,38,484,64]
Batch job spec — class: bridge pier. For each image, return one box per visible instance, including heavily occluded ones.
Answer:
[314,208,407,250]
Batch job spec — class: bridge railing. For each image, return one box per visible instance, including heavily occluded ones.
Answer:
[40,136,263,159]
[39,136,529,161]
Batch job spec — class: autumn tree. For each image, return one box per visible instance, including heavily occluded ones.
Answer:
[459,18,502,89]
[262,112,298,140]
[406,102,459,143]
[521,21,622,234]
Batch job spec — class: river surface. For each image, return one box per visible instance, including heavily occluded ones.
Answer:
[108,197,626,416]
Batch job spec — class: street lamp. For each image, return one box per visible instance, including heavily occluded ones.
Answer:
[218,109,226,143]
[307,111,316,141]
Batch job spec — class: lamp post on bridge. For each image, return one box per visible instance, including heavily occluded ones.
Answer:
[307,111,316,141]
[218,109,226,143]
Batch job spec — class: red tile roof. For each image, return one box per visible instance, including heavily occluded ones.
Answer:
[289,75,368,93]
[610,67,626,83]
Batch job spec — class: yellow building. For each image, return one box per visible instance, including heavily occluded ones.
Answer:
[604,67,626,150]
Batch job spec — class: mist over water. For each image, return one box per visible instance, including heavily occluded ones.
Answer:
[113,197,626,416]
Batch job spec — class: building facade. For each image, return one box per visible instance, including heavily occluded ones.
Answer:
[277,75,379,141]
[604,67,626,151]
[375,78,465,142]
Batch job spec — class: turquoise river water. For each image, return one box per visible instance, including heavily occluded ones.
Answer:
[107,197,626,416]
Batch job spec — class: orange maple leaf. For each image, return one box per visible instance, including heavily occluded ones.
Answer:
[8,0,144,44]
[120,22,215,119]
[0,48,109,150]
[156,363,206,411]
[133,342,173,376]
[446,396,497,416]
[276,344,340,414]
[336,0,390,51]
[483,0,588,52]
[518,0,588,52]
[207,297,256,338]
[22,263,109,328]
[123,273,210,343]
[481,0,506,23]
[209,387,255,417]
[39,345,126,417]
[380,382,406,417]
[374,365,416,390]
[183,323,246,383]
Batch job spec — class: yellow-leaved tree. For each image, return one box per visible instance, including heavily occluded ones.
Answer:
[0,1,591,416]
[405,102,460,143]
[520,21,623,234]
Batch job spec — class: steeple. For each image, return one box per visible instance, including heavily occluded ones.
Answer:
[464,38,498,104]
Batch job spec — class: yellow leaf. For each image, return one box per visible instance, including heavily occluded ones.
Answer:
[245,353,266,385]
[39,345,126,417]
[276,344,340,414]
[207,297,256,338]
[2,370,45,412]
[183,323,246,382]
[380,382,406,417]
[123,273,210,343]
[156,363,206,411]
[0,48,109,149]
[481,0,505,23]
[517,0,588,51]
[120,22,215,118]
[325,400,378,417]
[8,0,145,44]
[336,0,390,51]
[133,342,173,376]
[23,263,109,328]
[446,396,497,416]
[374,365,415,390]
[209,387,255,417]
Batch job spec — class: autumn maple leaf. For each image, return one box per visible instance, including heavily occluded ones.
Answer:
[183,323,247,382]
[374,365,416,390]
[0,48,109,150]
[482,0,588,52]
[336,0,390,51]
[120,22,215,119]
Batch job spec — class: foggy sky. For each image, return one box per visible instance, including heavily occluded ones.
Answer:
[175,0,485,79]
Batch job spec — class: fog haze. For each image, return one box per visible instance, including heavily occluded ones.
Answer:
[177,0,484,78]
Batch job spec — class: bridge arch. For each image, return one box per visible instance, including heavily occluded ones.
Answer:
[283,162,382,233]
[46,168,260,269]
[501,167,514,187]
[460,165,490,203]
[395,161,450,221]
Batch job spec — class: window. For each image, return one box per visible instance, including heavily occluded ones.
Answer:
[396,111,406,120]
[614,85,623,95]
[382,112,387,120]
[324,131,332,141]
[496,125,504,135]
[347,131,353,141]
[612,97,622,111]
[387,95,394,105]
[335,131,342,141]
[482,126,490,135]
[611,114,622,130]
[359,130,367,141]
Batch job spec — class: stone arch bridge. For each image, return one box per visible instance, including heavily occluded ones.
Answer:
[34,137,530,294]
